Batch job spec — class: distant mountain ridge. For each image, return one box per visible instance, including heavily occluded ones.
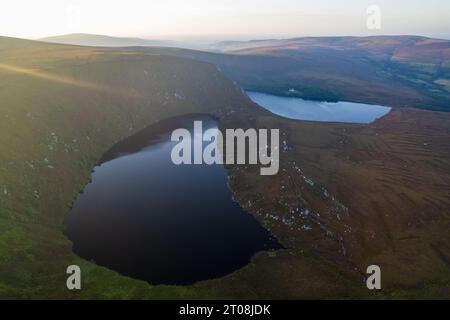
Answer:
[40,33,180,48]
[217,35,450,61]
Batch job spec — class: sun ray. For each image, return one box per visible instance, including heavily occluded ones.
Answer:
[0,63,140,98]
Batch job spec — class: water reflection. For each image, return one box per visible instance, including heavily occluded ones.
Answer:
[247,91,391,124]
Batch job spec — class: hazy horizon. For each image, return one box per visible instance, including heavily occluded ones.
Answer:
[32,32,450,45]
[1,0,449,41]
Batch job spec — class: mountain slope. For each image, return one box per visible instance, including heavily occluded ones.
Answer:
[140,36,450,111]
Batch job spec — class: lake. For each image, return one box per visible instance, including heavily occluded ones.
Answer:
[65,114,280,285]
[247,91,392,124]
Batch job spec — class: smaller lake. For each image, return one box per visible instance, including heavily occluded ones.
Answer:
[247,91,392,124]
[65,114,280,285]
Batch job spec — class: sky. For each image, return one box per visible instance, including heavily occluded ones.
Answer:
[1,0,449,41]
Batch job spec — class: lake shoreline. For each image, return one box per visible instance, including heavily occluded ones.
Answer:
[65,114,281,286]
[246,91,392,124]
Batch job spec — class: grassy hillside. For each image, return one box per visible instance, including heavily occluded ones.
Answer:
[223,107,450,298]
[0,36,449,299]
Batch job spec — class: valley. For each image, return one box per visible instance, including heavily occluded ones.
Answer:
[137,36,450,112]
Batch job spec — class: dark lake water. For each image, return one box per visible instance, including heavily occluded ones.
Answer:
[65,114,279,285]
[247,91,392,124]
